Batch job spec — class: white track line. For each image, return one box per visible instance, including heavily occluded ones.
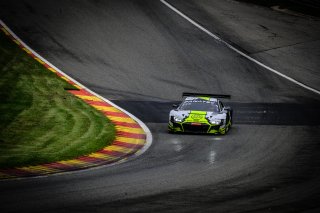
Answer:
[0,19,152,162]
[160,0,320,95]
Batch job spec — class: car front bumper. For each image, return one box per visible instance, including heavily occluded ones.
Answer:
[168,121,225,134]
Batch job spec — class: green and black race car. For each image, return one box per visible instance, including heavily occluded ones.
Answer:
[168,93,232,135]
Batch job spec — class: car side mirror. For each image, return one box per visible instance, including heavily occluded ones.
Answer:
[223,106,231,111]
[172,104,178,108]
[222,106,231,113]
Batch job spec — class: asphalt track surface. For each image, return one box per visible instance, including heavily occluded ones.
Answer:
[0,0,320,212]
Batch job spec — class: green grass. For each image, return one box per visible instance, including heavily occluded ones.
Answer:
[0,31,115,169]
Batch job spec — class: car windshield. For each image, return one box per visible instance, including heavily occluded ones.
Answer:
[179,99,219,112]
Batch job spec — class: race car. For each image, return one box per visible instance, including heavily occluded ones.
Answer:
[168,93,232,135]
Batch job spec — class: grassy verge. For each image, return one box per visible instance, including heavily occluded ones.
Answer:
[0,30,115,169]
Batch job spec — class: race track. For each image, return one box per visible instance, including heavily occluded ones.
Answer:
[0,0,320,212]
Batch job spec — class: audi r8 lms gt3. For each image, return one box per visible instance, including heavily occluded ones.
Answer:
[168,93,232,135]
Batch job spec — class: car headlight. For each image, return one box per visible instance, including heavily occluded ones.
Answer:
[210,119,221,125]
[173,116,183,122]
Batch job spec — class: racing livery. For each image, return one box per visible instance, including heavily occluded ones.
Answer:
[168,93,232,135]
